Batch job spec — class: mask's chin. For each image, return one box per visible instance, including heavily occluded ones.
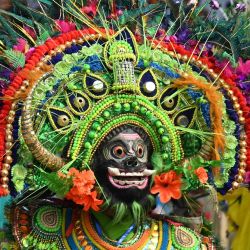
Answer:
[107,167,155,190]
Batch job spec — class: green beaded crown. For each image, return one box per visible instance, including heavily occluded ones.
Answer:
[7,26,244,195]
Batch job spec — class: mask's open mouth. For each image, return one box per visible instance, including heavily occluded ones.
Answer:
[108,167,155,189]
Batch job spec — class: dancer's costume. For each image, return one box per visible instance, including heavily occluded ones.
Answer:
[0,1,249,249]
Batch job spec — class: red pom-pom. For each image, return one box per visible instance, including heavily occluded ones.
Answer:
[55,37,65,44]
[45,39,58,50]
[0,187,9,197]
[25,64,34,70]
[19,69,30,79]
[4,89,15,97]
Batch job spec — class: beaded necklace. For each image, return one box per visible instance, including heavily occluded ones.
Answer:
[74,212,168,250]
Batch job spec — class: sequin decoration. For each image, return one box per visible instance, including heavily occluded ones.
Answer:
[171,226,200,250]
[35,206,62,233]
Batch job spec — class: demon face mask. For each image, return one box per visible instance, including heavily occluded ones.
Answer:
[92,126,155,204]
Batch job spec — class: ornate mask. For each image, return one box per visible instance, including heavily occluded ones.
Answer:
[93,126,154,203]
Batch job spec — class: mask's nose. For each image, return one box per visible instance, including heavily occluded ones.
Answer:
[124,157,139,169]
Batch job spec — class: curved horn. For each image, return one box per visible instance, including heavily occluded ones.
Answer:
[21,91,65,171]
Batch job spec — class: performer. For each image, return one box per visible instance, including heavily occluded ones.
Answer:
[0,1,249,249]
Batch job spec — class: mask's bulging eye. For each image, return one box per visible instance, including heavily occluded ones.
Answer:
[137,144,144,158]
[112,146,126,159]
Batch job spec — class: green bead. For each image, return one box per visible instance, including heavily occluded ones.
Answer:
[123,103,130,111]
[83,64,90,70]
[134,105,140,112]
[84,141,91,149]
[22,238,29,247]
[114,103,122,111]
[162,136,169,143]
[92,122,101,130]
[140,107,147,114]
[162,153,169,160]
[88,131,96,139]
[131,101,138,108]
[99,117,105,123]
[103,111,110,118]
[158,127,165,134]
[145,110,153,119]
[155,120,162,128]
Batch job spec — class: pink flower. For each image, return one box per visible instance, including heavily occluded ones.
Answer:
[13,38,28,53]
[13,38,34,60]
[215,60,235,79]
[55,20,76,33]
[81,0,98,18]
[237,58,250,78]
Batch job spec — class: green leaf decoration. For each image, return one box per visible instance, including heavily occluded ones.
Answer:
[38,0,53,5]
[60,159,77,174]
[39,171,72,197]
[37,30,51,43]
[11,164,28,192]
[181,179,191,191]
[0,16,19,40]
[118,4,161,25]
[189,156,203,169]
[0,9,33,27]
[151,152,163,171]
[151,151,171,172]
[4,49,25,68]
[12,164,27,179]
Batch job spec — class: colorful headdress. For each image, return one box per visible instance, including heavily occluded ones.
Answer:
[0,1,249,206]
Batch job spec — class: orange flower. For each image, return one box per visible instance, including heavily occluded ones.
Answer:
[82,191,103,211]
[69,169,95,195]
[65,168,103,211]
[194,167,208,184]
[150,170,182,203]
